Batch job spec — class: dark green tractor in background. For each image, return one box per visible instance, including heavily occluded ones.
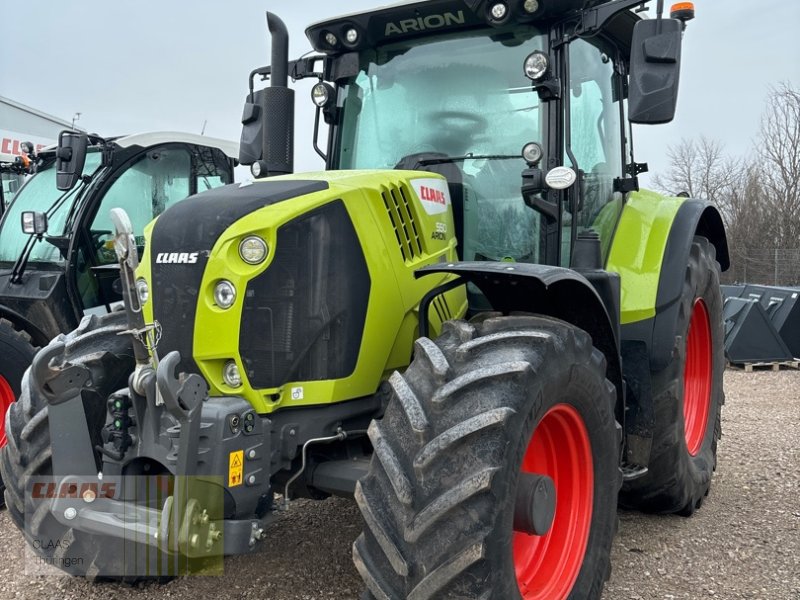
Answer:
[1,1,727,598]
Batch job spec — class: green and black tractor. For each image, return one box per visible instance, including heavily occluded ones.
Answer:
[0,131,236,502]
[1,1,728,598]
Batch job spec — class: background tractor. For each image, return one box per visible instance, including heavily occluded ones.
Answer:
[1,0,728,598]
[0,131,236,501]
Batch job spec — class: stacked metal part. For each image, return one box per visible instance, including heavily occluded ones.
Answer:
[721,284,800,363]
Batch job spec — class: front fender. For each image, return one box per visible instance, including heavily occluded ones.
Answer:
[415,261,623,413]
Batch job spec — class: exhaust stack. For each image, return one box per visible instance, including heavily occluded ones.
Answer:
[261,12,294,175]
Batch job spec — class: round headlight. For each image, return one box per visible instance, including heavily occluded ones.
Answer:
[251,161,263,178]
[135,278,149,304]
[524,51,550,81]
[311,82,334,108]
[345,28,358,44]
[223,360,242,388]
[523,0,540,14]
[522,142,544,166]
[490,2,508,20]
[324,32,338,47]
[239,236,268,265]
[214,280,236,309]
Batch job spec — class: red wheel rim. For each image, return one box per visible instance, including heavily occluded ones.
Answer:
[0,375,15,448]
[684,298,712,456]
[513,403,594,599]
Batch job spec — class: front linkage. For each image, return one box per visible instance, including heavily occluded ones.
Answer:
[30,209,273,572]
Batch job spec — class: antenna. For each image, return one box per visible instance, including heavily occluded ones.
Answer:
[200,119,207,136]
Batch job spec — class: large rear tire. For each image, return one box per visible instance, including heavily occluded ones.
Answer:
[354,315,621,600]
[620,236,725,515]
[0,318,38,507]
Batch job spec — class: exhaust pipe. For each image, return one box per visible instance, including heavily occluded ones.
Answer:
[268,12,289,88]
[261,12,294,175]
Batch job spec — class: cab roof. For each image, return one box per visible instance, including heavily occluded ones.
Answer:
[38,132,238,159]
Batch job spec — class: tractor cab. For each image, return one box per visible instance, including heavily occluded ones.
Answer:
[0,131,237,343]
[243,0,688,274]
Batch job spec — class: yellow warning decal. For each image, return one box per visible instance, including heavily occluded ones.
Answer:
[228,450,244,487]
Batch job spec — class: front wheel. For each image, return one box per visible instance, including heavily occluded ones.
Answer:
[0,318,38,507]
[354,315,621,600]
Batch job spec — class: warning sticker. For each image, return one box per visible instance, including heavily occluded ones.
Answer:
[229,450,244,487]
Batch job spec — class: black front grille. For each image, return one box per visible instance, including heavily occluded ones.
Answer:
[239,200,370,389]
[150,179,329,376]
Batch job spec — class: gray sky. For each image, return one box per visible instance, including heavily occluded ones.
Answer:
[2,1,798,184]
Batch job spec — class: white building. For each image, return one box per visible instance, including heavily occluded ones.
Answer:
[0,96,79,205]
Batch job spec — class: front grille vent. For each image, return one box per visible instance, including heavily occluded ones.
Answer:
[381,184,423,263]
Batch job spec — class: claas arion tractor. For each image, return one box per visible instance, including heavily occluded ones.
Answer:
[1,1,728,597]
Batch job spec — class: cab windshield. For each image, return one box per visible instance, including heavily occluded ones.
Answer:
[0,152,102,265]
[336,27,546,262]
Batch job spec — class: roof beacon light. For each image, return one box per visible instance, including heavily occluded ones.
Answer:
[670,2,695,22]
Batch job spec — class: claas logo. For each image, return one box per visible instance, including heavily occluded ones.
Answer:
[31,482,117,499]
[419,185,447,205]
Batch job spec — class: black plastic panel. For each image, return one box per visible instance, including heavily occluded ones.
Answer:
[239,201,370,389]
[150,180,329,376]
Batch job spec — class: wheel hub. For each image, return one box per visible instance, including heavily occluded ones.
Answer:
[514,473,556,536]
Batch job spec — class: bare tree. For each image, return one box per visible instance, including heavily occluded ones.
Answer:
[650,83,800,284]
[652,136,740,211]
[758,82,800,248]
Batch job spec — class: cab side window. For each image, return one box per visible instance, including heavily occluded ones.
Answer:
[90,147,191,265]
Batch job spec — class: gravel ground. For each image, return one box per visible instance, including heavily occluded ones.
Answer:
[0,369,797,599]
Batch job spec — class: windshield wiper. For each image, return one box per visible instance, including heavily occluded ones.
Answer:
[9,179,88,284]
[413,153,523,166]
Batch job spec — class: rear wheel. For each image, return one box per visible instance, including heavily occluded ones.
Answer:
[0,318,38,507]
[354,315,621,599]
[620,236,724,515]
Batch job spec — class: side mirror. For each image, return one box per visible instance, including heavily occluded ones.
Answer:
[239,88,267,166]
[56,130,88,191]
[628,18,683,124]
[21,211,48,236]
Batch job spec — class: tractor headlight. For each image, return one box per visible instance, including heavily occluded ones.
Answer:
[311,82,335,108]
[135,278,149,304]
[524,51,550,81]
[239,236,268,265]
[345,28,358,44]
[214,280,236,309]
[523,0,540,13]
[324,32,338,47]
[223,360,242,388]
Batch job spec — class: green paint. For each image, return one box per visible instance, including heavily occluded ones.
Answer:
[606,189,685,324]
[137,171,466,414]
